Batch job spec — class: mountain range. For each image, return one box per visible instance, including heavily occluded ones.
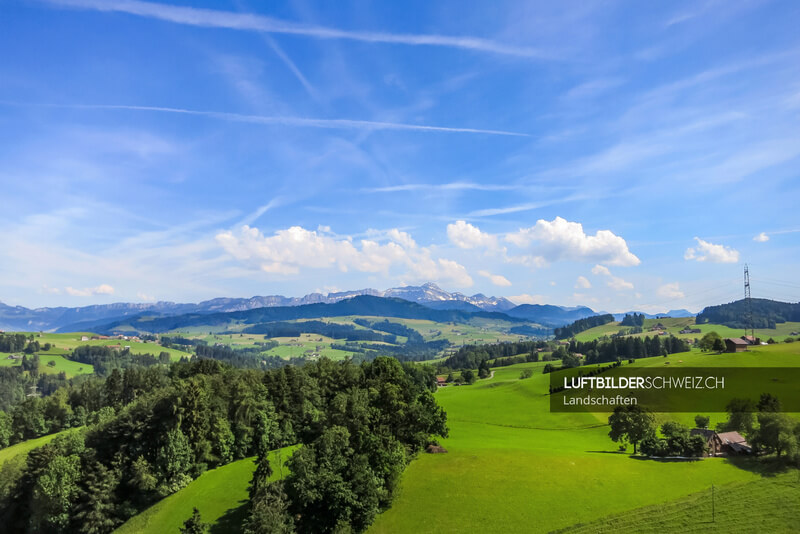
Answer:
[0,282,693,333]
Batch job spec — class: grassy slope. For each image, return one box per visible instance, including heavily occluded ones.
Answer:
[556,470,800,533]
[0,353,95,377]
[370,347,800,533]
[573,318,800,343]
[115,446,297,534]
[0,432,60,465]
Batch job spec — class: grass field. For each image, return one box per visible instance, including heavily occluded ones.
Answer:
[556,469,800,533]
[369,345,800,533]
[0,432,63,465]
[115,446,298,534]
[573,318,800,343]
[5,332,194,361]
[0,353,95,377]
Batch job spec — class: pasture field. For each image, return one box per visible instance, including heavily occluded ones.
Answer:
[370,346,800,533]
[11,332,194,361]
[0,353,95,377]
[557,469,800,533]
[573,318,800,343]
[115,445,298,534]
[0,432,62,466]
[323,316,532,345]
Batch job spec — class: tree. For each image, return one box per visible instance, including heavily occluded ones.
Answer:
[478,360,491,379]
[719,398,755,434]
[751,412,798,458]
[461,369,476,385]
[608,405,654,454]
[156,428,193,495]
[694,415,710,429]
[698,331,722,351]
[712,337,726,352]
[72,462,120,534]
[180,507,208,534]
[757,393,781,413]
[245,482,294,534]
[519,369,533,379]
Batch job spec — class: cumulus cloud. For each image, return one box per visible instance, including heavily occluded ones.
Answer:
[657,282,685,299]
[216,225,473,287]
[387,228,417,249]
[753,232,769,242]
[137,291,156,302]
[684,237,739,263]
[478,270,512,287]
[505,217,640,266]
[575,276,592,289]
[447,220,497,249]
[65,284,115,297]
[591,264,634,291]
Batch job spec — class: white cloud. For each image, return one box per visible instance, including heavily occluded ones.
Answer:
[387,229,417,249]
[606,277,634,291]
[591,264,634,291]
[753,232,769,242]
[478,270,512,287]
[137,291,156,302]
[65,284,115,297]
[505,217,640,266]
[549,281,557,286]
[507,294,548,305]
[575,276,592,289]
[684,237,739,263]
[216,225,474,287]
[657,282,685,299]
[46,0,550,58]
[447,220,497,249]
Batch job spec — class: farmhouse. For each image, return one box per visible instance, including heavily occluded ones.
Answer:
[724,338,749,352]
[690,428,723,456]
[741,335,760,345]
[436,376,447,387]
[689,429,752,456]
[717,431,752,454]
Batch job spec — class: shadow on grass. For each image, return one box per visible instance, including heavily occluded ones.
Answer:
[628,456,703,463]
[210,500,249,534]
[584,450,629,455]
[722,455,794,477]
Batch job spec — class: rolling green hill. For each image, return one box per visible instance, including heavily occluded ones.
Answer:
[369,344,800,533]
[115,446,298,534]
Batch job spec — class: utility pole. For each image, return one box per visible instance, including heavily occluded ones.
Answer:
[744,265,754,341]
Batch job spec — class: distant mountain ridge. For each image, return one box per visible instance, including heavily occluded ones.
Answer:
[0,283,517,332]
[0,282,701,333]
[79,296,539,335]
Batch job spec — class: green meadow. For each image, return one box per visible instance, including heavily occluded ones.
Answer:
[370,345,800,533]
[573,318,800,343]
[115,446,298,534]
[0,432,62,466]
[0,353,95,377]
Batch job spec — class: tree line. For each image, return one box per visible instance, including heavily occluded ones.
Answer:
[554,314,614,339]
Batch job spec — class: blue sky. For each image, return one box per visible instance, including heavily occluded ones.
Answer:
[1,0,799,312]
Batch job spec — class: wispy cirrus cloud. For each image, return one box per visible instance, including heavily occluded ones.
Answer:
[45,0,552,58]
[12,103,529,137]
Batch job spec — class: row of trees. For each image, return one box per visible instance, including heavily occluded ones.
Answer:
[0,356,447,533]
[566,335,690,364]
[554,314,615,339]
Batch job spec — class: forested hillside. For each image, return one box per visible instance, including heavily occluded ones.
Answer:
[0,357,447,533]
[696,298,800,329]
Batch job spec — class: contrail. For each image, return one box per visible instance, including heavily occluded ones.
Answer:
[44,0,550,59]
[19,102,530,137]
